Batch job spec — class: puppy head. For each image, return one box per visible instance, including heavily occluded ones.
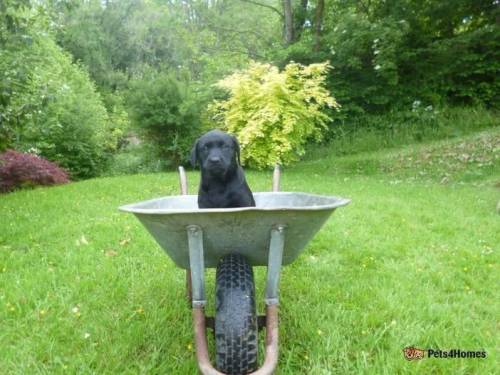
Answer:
[190,130,240,178]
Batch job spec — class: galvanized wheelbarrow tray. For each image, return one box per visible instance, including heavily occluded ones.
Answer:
[119,167,350,374]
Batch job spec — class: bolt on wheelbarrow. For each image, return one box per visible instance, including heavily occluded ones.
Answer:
[119,166,350,374]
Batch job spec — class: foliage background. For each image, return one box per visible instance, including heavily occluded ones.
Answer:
[1,0,498,176]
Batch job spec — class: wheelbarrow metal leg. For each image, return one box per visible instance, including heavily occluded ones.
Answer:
[186,269,193,306]
[193,305,279,375]
[193,307,223,375]
[187,225,206,307]
[265,225,286,306]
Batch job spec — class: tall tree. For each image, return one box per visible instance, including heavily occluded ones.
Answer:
[282,0,294,45]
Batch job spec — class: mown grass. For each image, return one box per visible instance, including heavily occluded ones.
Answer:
[1,127,499,374]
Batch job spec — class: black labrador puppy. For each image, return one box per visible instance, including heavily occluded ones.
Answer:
[190,130,255,208]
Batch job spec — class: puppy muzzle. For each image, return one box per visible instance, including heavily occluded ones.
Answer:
[204,161,228,177]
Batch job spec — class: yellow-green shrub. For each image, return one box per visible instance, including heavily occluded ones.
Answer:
[210,61,339,168]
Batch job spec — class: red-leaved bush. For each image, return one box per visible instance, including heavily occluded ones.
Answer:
[0,150,70,193]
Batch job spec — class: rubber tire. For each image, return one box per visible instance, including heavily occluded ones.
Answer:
[215,254,258,374]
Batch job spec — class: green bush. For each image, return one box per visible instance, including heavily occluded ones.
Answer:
[0,1,37,150]
[12,38,111,178]
[100,92,131,152]
[210,61,339,169]
[324,11,408,114]
[425,25,500,107]
[126,70,200,166]
[279,10,409,115]
[1,5,115,179]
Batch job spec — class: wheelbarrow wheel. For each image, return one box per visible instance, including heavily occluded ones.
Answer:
[215,254,258,374]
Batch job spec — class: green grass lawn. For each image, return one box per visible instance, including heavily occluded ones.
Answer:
[1,129,499,374]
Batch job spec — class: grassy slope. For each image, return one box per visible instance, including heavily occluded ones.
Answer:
[1,129,499,374]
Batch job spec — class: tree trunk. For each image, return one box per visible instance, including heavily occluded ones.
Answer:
[314,0,324,52]
[282,0,294,45]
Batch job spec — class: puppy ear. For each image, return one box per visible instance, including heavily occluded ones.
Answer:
[190,140,199,168]
[231,135,241,165]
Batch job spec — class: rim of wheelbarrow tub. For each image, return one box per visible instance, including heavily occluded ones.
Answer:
[119,191,351,214]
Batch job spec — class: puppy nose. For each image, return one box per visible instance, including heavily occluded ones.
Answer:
[209,156,221,164]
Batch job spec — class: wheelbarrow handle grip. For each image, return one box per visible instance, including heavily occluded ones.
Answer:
[272,165,280,192]
[178,166,188,195]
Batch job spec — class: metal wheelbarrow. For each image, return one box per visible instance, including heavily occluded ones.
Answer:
[119,166,350,374]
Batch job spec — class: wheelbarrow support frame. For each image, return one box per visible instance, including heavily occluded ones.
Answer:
[182,166,283,375]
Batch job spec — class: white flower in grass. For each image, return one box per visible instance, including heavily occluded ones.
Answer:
[72,306,81,317]
[80,235,89,245]
[76,235,89,247]
[84,333,91,339]
[374,64,381,70]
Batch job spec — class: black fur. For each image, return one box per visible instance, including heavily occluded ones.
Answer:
[190,130,255,208]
